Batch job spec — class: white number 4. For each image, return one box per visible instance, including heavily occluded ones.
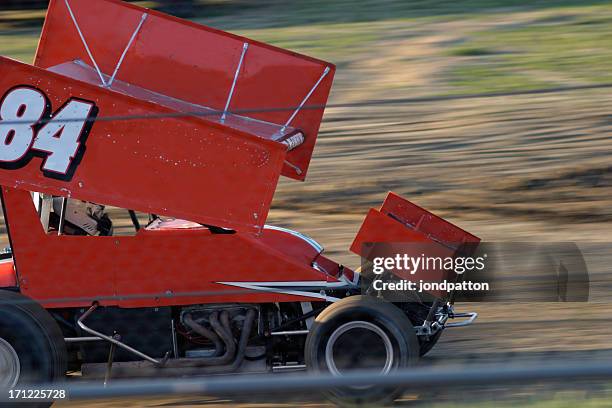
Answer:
[0,86,97,179]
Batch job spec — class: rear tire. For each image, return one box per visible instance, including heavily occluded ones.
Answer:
[0,290,67,407]
[305,295,419,406]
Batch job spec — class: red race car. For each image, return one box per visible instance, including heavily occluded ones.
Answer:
[0,0,479,405]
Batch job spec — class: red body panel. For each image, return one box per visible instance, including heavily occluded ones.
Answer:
[36,0,334,181]
[0,260,16,287]
[2,187,347,308]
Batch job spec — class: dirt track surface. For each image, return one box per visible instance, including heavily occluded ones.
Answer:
[270,87,612,264]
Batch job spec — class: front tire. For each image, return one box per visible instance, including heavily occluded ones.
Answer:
[0,290,67,407]
[305,295,419,406]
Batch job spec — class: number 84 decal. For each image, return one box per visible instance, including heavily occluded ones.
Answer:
[0,86,98,181]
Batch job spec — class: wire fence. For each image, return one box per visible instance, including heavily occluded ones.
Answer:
[1,79,612,127]
[4,359,612,402]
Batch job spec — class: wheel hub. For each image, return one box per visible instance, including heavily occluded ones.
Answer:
[0,337,20,388]
[325,320,393,376]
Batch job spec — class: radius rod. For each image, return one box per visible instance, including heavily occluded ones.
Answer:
[77,302,169,367]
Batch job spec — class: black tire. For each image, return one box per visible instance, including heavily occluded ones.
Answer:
[0,290,67,408]
[305,295,419,406]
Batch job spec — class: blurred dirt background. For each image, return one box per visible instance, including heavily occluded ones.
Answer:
[3,1,612,406]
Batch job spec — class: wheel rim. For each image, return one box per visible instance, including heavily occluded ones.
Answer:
[325,320,394,376]
[0,337,20,388]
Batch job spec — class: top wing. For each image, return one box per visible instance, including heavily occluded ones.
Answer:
[35,0,334,180]
[0,0,336,233]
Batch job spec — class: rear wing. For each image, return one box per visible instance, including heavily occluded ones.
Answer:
[351,192,481,257]
[350,193,481,297]
[0,0,334,233]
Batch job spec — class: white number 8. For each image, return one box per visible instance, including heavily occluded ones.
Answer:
[0,86,97,179]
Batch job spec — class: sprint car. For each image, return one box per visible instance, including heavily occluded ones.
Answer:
[0,0,479,405]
